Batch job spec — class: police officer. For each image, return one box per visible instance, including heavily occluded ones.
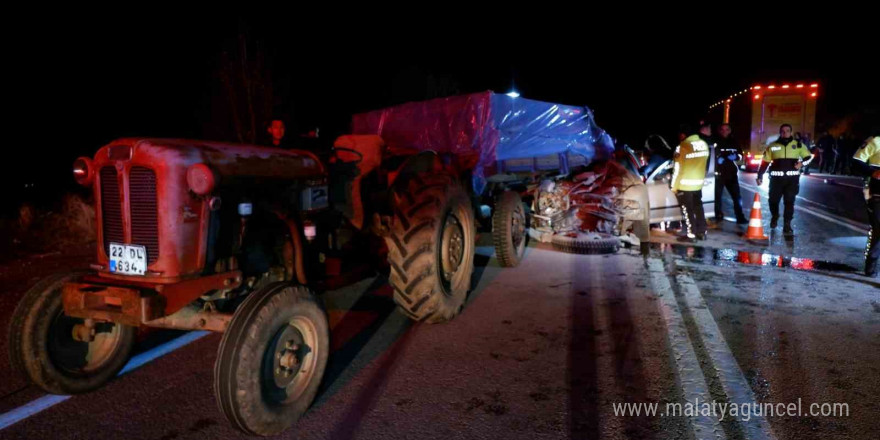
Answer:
[714,123,748,224]
[756,124,813,236]
[672,122,712,242]
[852,132,880,277]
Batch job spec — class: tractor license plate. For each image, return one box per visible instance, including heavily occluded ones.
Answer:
[109,243,147,275]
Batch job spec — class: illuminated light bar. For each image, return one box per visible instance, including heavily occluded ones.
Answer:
[753,85,762,90]
[768,85,776,89]
[796,84,804,88]
[810,83,818,88]
[782,84,790,89]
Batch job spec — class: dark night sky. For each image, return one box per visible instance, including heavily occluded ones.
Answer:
[7,15,877,210]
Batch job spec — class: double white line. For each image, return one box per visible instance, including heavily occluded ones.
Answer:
[648,258,776,440]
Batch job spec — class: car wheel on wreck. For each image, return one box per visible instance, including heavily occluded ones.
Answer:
[551,232,620,255]
[385,171,476,323]
[492,190,529,267]
[8,271,136,395]
[214,282,329,436]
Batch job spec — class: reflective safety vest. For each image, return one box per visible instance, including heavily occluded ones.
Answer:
[672,134,710,191]
[762,138,811,176]
[853,136,880,196]
[853,136,880,167]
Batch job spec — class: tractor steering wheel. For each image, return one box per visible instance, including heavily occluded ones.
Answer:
[331,147,363,165]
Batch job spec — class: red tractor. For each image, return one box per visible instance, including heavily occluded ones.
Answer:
[9,92,633,435]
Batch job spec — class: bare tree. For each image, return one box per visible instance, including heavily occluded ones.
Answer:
[209,29,275,144]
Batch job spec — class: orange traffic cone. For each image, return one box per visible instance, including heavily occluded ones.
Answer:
[744,193,768,241]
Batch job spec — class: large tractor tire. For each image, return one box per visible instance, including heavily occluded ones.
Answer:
[385,172,476,324]
[8,271,136,395]
[492,191,528,267]
[214,283,329,436]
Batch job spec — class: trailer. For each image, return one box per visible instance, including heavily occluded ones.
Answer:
[709,82,819,171]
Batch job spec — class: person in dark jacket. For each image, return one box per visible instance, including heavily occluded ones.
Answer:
[713,123,747,223]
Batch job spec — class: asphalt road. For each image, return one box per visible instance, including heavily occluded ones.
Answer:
[1,173,878,439]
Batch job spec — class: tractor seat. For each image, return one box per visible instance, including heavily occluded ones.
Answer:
[331,135,386,230]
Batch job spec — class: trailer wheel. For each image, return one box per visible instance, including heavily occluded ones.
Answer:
[386,172,475,323]
[8,271,136,394]
[214,283,328,436]
[551,233,620,255]
[492,191,528,267]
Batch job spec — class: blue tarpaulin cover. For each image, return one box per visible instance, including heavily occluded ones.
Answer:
[352,91,614,193]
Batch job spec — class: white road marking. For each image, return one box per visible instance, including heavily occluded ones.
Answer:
[676,272,777,440]
[804,174,865,189]
[739,182,869,233]
[0,395,69,431]
[0,330,211,431]
[647,258,726,440]
[825,181,863,189]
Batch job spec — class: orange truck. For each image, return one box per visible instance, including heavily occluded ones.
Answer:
[709,82,819,172]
